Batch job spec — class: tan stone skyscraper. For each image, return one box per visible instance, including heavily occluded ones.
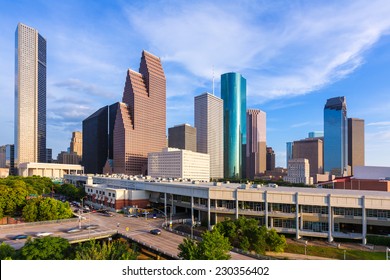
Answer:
[70,131,82,156]
[14,23,46,166]
[113,51,166,175]
[348,118,365,175]
[246,109,267,179]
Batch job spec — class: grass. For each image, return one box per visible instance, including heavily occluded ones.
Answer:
[284,242,386,260]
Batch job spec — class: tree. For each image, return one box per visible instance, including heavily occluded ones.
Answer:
[178,238,199,260]
[178,229,232,260]
[20,237,71,260]
[0,242,16,260]
[74,239,138,260]
[22,197,73,222]
[266,229,287,252]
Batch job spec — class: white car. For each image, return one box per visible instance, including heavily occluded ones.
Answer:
[36,232,53,237]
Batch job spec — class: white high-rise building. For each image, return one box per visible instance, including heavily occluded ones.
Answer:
[148,148,210,182]
[14,23,47,167]
[284,158,312,185]
[194,92,223,179]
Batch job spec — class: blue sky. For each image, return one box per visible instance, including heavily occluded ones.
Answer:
[1,0,390,168]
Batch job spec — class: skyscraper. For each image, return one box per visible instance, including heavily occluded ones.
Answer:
[286,142,293,167]
[246,109,266,179]
[82,103,118,174]
[266,146,276,171]
[221,73,246,179]
[113,51,166,175]
[293,137,323,179]
[70,131,83,157]
[324,97,348,177]
[194,92,223,179]
[348,118,365,175]
[168,124,197,152]
[14,23,46,167]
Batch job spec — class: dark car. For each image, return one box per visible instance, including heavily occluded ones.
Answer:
[149,229,161,235]
[12,234,28,240]
[66,227,82,233]
[84,224,99,230]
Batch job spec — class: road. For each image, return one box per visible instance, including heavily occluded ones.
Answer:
[0,211,255,260]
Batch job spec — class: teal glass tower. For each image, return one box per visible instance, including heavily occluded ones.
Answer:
[221,72,246,179]
[324,96,348,177]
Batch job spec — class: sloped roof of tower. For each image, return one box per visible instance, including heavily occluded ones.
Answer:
[140,50,165,78]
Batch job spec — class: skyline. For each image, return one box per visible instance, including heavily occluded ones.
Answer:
[1,0,390,168]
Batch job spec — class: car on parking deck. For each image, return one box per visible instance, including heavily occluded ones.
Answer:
[12,234,28,240]
[84,225,99,230]
[35,232,53,237]
[66,227,82,233]
[149,229,161,235]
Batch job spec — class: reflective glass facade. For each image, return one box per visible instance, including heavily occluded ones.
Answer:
[324,97,348,176]
[221,73,246,179]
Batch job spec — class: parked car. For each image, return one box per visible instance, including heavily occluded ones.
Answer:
[149,229,161,235]
[12,234,28,240]
[35,232,53,237]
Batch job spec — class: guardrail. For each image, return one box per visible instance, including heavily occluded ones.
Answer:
[0,218,80,229]
[119,233,180,260]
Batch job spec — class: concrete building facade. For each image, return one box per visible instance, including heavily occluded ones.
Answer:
[14,23,46,167]
[284,158,312,185]
[113,51,166,175]
[66,174,390,244]
[19,162,83,177]
[246,109,267,179]
[168,124,197,152]
[148,148,210,182]
[194,92,224,179]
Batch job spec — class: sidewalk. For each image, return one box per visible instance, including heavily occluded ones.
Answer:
[266,251,335,260]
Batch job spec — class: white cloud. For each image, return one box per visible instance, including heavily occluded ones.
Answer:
[124,0,390,101]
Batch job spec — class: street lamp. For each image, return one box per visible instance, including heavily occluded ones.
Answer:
[304,241,308,255]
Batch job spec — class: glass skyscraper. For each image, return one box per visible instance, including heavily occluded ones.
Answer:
[221,72,246,179]
[324,96,348,176]
[15,23,46,167]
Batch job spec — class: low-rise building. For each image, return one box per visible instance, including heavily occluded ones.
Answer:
[148,148,210,182]
[65,174,390,244]
[18,162,84,177]
[284,158,313,185]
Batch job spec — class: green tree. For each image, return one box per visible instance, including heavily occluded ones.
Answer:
[0,242,16,260]
[22,200,38,222]
[265,229,287,252]
[178,238,199,260]
[22,197,73,222]
[178,229,232,260]
[20,237,71,260]
[74,239,138,260]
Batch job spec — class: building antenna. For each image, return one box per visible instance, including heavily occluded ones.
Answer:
[212,65,215,95]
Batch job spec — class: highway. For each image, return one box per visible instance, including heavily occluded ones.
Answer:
[0,211,255,260]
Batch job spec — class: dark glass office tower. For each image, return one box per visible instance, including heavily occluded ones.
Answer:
[82,103,118,174]
[324,97,348,176]
[221,72,246,179]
